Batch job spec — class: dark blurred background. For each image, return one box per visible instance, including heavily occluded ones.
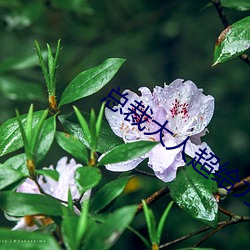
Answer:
[0,0,249,249]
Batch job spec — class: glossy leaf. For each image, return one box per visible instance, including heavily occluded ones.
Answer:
[0,164,27,190]
[59,113,123,153]
[62,201,89,250]
[0,192,65,216]
[0,228,60,250]
[83,205,137,250]
[221,0,250,11]
[59,58,125,106]
[96,102,105,140]
[75,167,102,194]
[73,106,91,147]
[157,201,174,244]
[142,200,157,245]
[56,131,89,165]
[213,16,250,65]
[4,153,28,175]
[0,76,46,102]
[91,176,132,213]
[62,215,80,250]
[36,169,59,181]
[168,166,218,227]
[0,111,44,157]
[36,116,56,162]
[97,141,158,166]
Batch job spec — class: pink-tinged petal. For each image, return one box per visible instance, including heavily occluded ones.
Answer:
[105,90,140,139]
[16,178,40,194]
[148,142,185,182]
[185,141,219,173]
[190,128,208,145]
[105,156,146,172]
[39,157,82,201]
[156,79,214,136]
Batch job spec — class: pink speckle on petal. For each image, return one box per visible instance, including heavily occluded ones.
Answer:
[170,98,190,121]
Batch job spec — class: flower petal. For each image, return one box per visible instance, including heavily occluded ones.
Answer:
[16,178,40,194]
[105,156,145,172]
[148,141,185,182]
[156,79,214,136]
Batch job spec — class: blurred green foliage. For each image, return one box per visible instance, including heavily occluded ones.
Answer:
[0,0,249,249]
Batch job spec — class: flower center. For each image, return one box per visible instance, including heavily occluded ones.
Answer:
[170,99,190,122]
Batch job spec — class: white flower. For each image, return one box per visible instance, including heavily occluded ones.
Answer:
[103,79,218,182]
[12,157,90,231]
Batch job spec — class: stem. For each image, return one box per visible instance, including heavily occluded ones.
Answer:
[218,175,250,197]
[193,216,250,247]
[210,0,250,66]
[136,186,169,215]
[134,169,156,178]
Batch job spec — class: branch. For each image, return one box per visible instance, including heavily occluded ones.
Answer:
[193,216,250,247]
[134,169,157,178]
[159,224,212,249]
[136,186,169,215]
[159,215,250,249]
[218,175,250,197]
[211,0,250,66]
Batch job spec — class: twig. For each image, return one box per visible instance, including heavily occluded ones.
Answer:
[136,186,169,215]
[160,215,250,249]
[193,216,250,247]
[211,0,250,66]
[211,0,230,27]
[33,177,68,204]
[218,206,235,218]
[134,169,157,178]
[159,224,212,249]
[218,175,250,197]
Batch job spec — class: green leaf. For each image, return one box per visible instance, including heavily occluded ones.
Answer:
[0,76,46,102]
[96,102,105,140]
[62,201,89,250]
[142,200,157,245]
[62,215,80,250]
[36,169,59,181]
[59,112,123,153]
[59,58,125,106]
[83,205,137,250]
[56,131,89,165]
[0,111,44,157]
[76,201,89,248]
[213,16,250,65]
[168,165,218,227]
[75,167,102,194]
[0,164,27,190]
[91,176,132,213]
[127,226,151,248]
[89,109,97,150]
[36,116,56,162]
[221,0,250,11]
[35,40,50,90]
[97,141,158,166]
[0,228,60,250]
[4,154,28,175]
[0,192,65,216]
[73,106,91,147]
[157,201,174,244]
[30,110,49,158]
